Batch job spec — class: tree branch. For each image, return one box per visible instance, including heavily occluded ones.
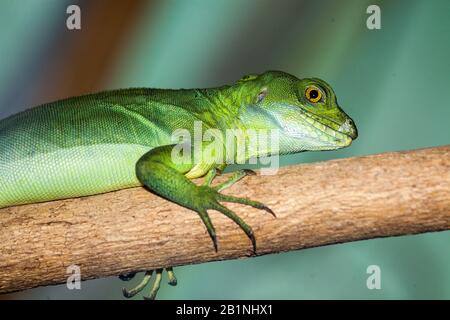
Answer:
[1,145,449,294]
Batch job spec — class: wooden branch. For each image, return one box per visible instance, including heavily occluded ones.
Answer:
[1,145,450,294]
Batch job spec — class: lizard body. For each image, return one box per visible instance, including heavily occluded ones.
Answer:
[0,71,357,298]
[0,88,222,207]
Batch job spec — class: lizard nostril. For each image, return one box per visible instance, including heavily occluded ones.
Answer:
[340,119,358,140]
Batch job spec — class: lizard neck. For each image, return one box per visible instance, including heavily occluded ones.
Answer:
[188,85,244,133]
[207,84,281,162]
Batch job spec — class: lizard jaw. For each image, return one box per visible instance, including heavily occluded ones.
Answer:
[278,109,354,149]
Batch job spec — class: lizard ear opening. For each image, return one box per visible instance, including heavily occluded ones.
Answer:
[256,87,268,103]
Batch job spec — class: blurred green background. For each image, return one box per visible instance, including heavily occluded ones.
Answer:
[0,0,449,299]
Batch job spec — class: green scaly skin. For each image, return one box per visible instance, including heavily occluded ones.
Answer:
[0,71,357,299]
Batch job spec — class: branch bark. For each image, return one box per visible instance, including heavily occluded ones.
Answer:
[1,145,449,294]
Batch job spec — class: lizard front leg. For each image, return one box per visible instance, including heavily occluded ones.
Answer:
[121,144,274,299]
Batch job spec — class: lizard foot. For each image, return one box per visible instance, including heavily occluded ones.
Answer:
[120,267,177,300]
[195,172,275,252]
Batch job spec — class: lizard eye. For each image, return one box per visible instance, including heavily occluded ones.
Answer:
[305,86,322,103]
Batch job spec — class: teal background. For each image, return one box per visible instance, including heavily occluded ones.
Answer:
[0,0,449,299]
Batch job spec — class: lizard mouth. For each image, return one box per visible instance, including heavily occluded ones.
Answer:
[282,106,354,147]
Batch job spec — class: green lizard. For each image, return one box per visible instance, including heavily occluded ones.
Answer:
[0,71,357,299]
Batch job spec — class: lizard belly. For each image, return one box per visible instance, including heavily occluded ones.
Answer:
[0,143,152,208]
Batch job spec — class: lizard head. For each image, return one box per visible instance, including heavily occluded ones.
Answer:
[238,71,358,153]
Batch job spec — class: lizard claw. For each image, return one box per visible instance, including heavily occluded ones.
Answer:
[121,268,176,299]
[167,267,178,286]
[194,185,275,254]
[142,269,162,300]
